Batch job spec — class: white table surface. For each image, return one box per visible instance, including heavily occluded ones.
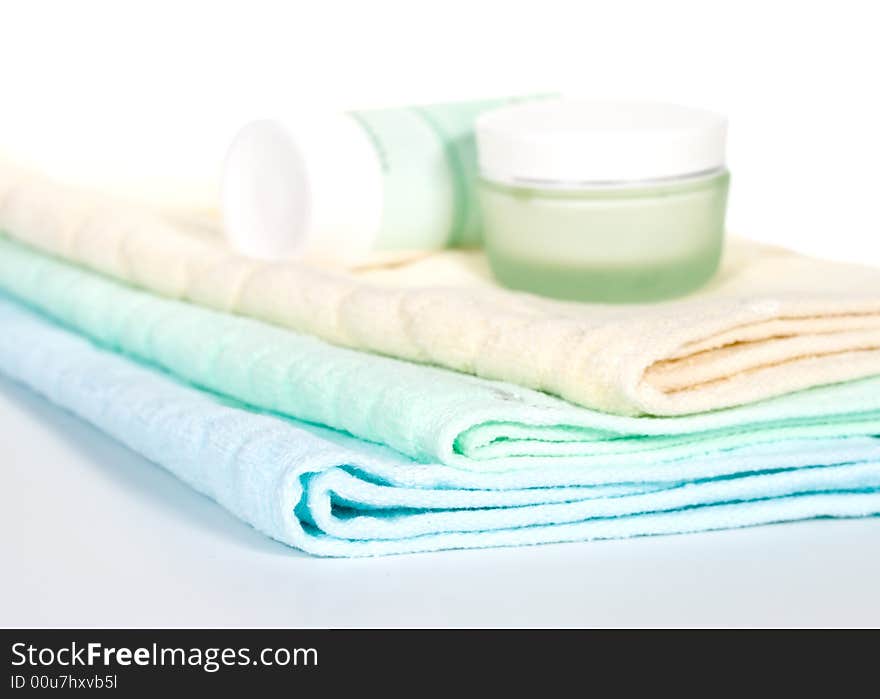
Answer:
[2,373,879,628]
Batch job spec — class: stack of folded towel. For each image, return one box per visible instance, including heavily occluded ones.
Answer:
[1,163,880,556]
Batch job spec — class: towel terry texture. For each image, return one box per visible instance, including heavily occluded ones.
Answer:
[3,164,880,416]
[4,236,880,478]
[3,293,880,556]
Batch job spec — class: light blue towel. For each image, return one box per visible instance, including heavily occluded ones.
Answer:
[3,236,880,476]
[2,294,879,556]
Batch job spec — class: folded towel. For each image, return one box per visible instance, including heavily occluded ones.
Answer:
[3,165,880,416]
[3,236,880,476]
[3,294,880,556]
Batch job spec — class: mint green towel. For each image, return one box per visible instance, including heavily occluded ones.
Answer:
[2,234,880,476]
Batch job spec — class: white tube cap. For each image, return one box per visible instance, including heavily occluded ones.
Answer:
[221,114,384,264]
[476,99,727,186]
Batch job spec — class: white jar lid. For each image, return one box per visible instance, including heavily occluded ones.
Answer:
[475,99,727,187]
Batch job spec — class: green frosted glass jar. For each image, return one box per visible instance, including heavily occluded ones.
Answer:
[476,100,730,303]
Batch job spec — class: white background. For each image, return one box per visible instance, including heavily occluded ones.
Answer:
[1,1,880,627]
[0,0,878,262]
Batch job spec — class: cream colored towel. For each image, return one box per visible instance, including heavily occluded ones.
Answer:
[2,162,880,416]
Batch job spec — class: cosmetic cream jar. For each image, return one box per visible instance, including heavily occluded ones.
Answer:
[475,100,729,302]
